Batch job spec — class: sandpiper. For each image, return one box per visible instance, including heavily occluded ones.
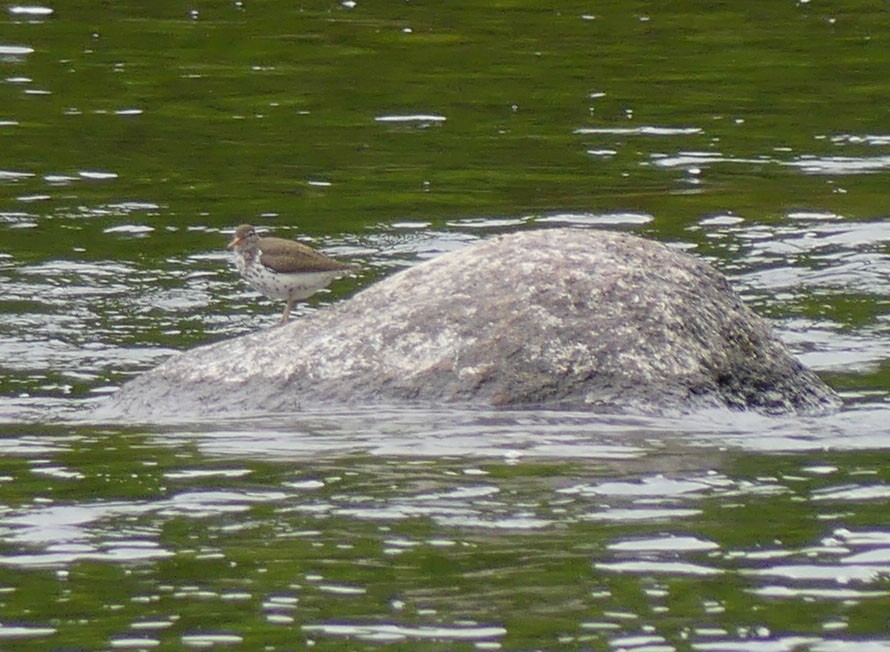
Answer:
[227,224,356,324]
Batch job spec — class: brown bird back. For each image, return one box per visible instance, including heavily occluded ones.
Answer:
[258,237,354,273]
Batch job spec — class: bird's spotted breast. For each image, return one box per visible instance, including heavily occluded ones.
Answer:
[237,254,344,301]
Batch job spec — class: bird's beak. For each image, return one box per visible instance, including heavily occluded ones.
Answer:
[226,235,243,250]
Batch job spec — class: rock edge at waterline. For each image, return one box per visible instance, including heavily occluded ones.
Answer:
[96,228,840,420]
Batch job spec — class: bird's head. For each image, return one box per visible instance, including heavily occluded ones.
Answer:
[227,224,258,250]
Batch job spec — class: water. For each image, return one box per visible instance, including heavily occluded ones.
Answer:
[2,408,890,650]
[2,1,890,650]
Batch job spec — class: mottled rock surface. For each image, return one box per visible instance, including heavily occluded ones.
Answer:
[97,228,840,420]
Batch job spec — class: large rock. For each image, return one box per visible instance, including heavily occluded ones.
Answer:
[97,228,840,420]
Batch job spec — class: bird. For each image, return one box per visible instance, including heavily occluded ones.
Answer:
[227,224,357,324]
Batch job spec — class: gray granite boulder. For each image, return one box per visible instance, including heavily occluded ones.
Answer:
[97,228,840,420]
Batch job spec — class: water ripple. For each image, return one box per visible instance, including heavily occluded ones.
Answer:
[302,622,506,643]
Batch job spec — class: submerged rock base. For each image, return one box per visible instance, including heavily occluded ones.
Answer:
[97,228,840,420]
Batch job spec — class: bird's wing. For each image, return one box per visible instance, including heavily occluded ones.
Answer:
[259,237,353,273]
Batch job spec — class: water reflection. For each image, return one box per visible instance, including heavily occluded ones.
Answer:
[302,622,507,645]
[651,150,890,176]
[8,6,54,18]
[0,45,34,57]
[0,418,889,649]
[575,126,703,136]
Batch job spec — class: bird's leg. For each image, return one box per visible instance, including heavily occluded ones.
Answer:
[279,300,296,325]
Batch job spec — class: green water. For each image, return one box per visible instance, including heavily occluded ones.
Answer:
[1,414,890,651]
[2,1,890,650]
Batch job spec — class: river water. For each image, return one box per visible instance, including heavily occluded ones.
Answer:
[2,2,890,650]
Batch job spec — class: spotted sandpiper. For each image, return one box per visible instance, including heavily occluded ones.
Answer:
[227,224,357,324]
